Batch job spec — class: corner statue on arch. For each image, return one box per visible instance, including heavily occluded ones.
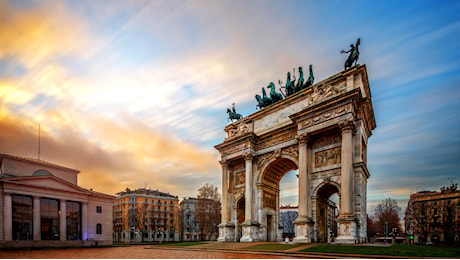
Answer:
[215,42,376,243]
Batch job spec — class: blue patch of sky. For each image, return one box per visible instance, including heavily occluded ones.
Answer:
[5,0,38,9]
[109,28,163,68]
[29,94,57,110]
[0,59,27,78]
[279,170,299,205]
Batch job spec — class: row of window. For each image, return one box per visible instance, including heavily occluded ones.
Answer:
[114,198,177,205]
[11,194,104,240]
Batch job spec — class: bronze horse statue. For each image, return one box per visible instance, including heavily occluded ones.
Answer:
[227,108,242,122]
[267,82,283,103]
[341,38,360,70]
[255,87,273,110]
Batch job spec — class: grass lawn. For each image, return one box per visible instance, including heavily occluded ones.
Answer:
[242,243,304,251]
[302,244,460,257]
[157,242,208,247]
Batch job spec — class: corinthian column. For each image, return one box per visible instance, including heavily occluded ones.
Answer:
[243,151,255,223]
[335,119,357,244]
[240,150,260,242]
[219,160,229,223]
[296,133,310,222]
[293,133,312,243]
[217,160,235,242]
[339,120,355,217]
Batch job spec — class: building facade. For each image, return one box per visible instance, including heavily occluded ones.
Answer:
[405,183,460,244]
[0,154,114,248]
[179,197,200,241]
[113,188,179,243]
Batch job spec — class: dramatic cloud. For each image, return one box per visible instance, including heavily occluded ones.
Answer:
[1,0,459,211]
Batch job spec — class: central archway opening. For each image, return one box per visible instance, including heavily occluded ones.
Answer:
[261,158,298,241]
[315,183,340,243]
[280,169,299,240]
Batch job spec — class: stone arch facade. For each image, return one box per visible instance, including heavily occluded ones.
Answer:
[215,65,376,243]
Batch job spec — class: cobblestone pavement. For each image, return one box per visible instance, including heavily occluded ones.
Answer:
[0,245,304,259]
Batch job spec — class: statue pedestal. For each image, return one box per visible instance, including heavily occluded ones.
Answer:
[217,222,235,242]
[293,217,314,243]
[240,221,260,242]
[334,216,357,244]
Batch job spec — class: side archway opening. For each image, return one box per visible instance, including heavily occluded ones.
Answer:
[315,182,340,243]
[260,157,298,241]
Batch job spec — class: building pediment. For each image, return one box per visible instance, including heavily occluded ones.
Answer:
[1,175,91,195]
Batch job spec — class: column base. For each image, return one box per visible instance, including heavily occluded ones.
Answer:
[334,217,357,244]
[293,218,314,243]
[240,222,260,242]
[217,222,235,242]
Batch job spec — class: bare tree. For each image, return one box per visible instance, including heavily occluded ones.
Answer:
[127,204,150,242]
[373,198,402,236]
[196,183,221,240]
[367,214,378,238]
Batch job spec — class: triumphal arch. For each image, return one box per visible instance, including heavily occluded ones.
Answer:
[215,64,376,243]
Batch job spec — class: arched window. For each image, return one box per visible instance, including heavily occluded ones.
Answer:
[32,169,53,176]
[96,223,102,234]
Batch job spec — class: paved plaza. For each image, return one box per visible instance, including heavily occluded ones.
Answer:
[0,244,304,259]
[0,242,410,259]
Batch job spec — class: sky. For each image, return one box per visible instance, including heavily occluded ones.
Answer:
[1,0,459,215]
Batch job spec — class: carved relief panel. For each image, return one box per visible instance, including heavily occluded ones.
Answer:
[314,147,341,168]
[257,131,296,150]
[299,103,353,130]
[221,141,251,156]
[226,121,254,139]
[309,83,347,104]
[234,170,246,186]
[311,130,342,172]
[312,131,341,149]
[263,191,276,210]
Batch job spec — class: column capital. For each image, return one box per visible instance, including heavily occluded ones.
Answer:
[296,133,310,145]
[242,150,255,161]
[219,160,229,168]
[339,118,356,133]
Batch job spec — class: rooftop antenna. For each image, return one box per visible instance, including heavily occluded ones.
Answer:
[448,178,455,186]
[38,123,41,160]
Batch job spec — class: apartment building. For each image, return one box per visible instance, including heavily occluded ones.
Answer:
[405,183,459,244]
[113,188,179,243]
[179,197,200,241]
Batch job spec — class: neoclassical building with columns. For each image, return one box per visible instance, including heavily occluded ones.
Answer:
[0,154,114,248]
[215,65,376,243]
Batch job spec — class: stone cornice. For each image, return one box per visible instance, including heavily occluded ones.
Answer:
[353,162,370,179]
[215,132,257,152]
